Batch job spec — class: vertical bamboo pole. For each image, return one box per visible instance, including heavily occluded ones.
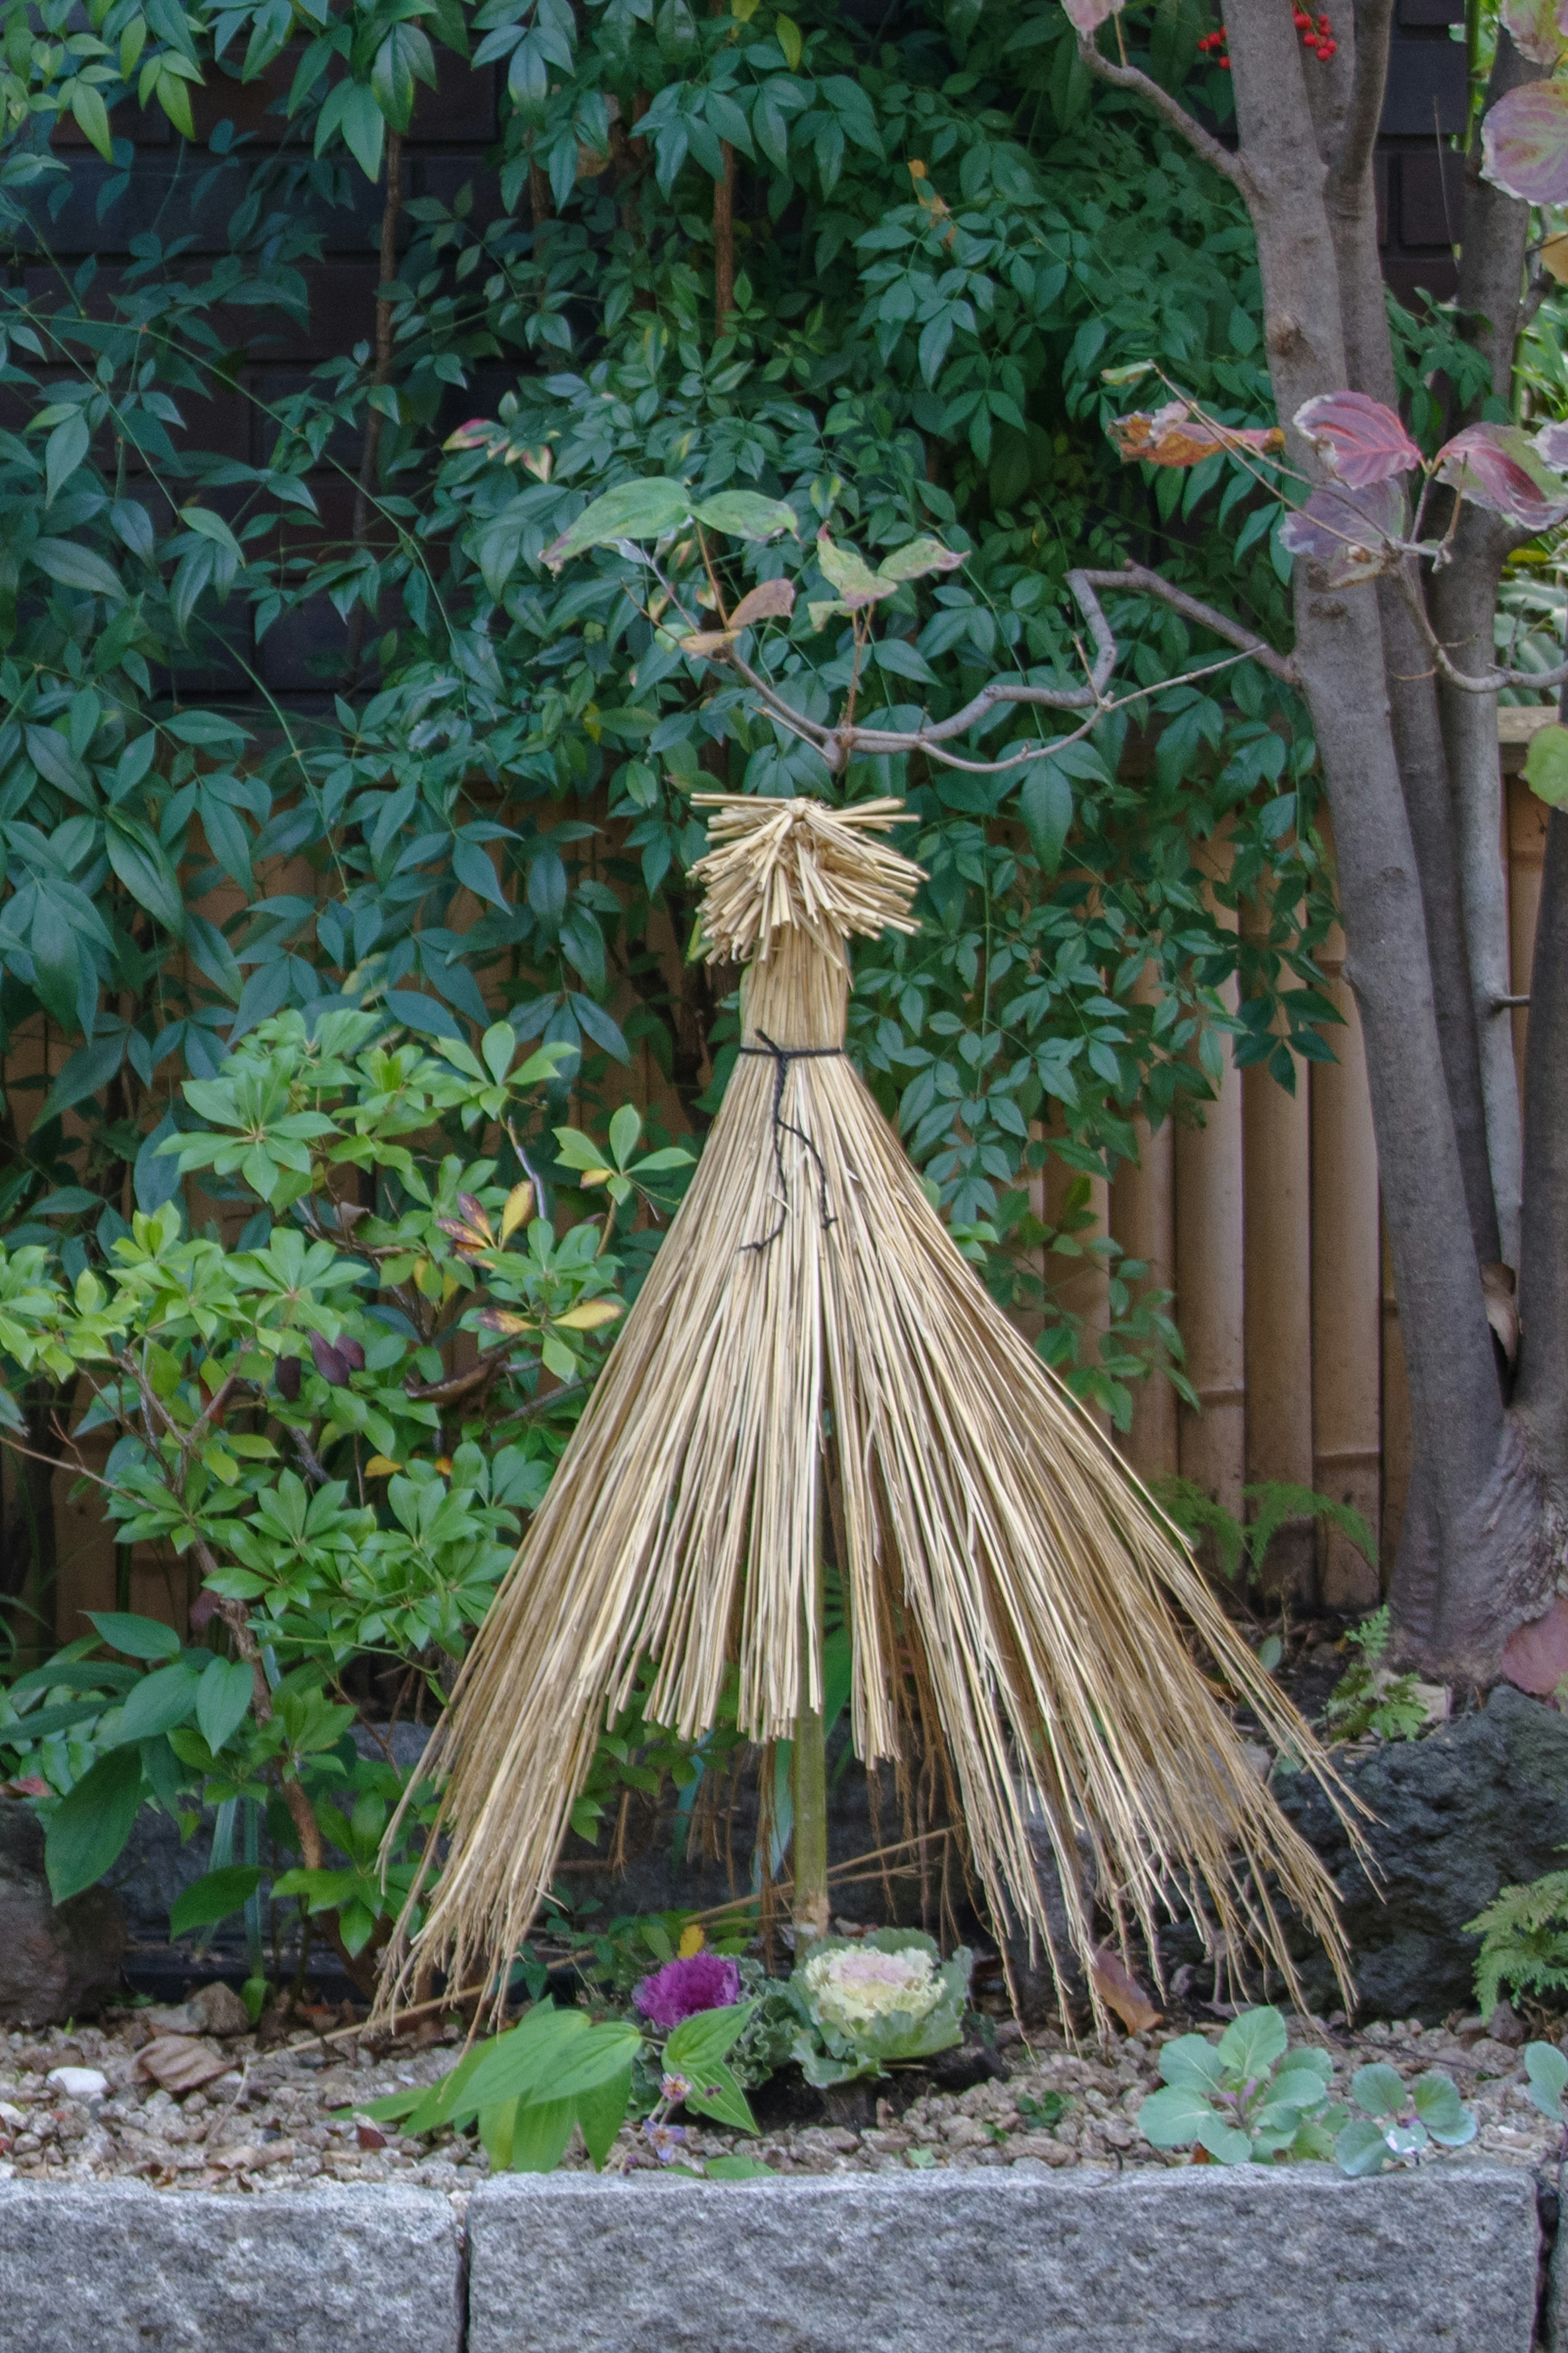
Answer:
[1043,1158,1111,1439]
[1110,964,1177,1481]
[1310,874,1382,1610]
[1240,886,1315,1599]
[1175,845,1245,1525]
[791,1534,830,1946]
[1111,1111,1178,1481]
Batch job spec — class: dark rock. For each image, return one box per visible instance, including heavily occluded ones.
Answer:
[0,1798,126,2023]
[1275,1683,1568,2018]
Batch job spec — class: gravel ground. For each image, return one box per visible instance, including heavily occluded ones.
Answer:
[0,1996,1559,2200]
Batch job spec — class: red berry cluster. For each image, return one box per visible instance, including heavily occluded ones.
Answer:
[1197,24,1230,66]
[1293,7,1337,58]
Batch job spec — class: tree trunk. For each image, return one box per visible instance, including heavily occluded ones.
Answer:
[1518,806,1568,1534]
[1225,0,1544,1672]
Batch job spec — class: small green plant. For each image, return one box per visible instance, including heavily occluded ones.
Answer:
[1322,1608,1428,1744]
[1137,2007,1338,2165]
[1465,1871,1568,2014]
[1016,2088,1069,2131]
[1523,2040,1568,2131]
[1332,2063,1477,2175]
[1150,1479,1376,1592]
[786,1929,971,2090]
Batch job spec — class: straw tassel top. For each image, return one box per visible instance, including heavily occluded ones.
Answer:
[690,794,924,968]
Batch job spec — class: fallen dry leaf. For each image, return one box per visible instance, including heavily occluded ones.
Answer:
[356,2122,388,2151]
[135,2035,233,2096]
[1089,1945,1163,2034]
[211,2139,294,2173]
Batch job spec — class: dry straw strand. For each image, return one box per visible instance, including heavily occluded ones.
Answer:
[379,794,1355,2030]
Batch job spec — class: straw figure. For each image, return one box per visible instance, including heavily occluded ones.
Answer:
[382,793,1353,2030]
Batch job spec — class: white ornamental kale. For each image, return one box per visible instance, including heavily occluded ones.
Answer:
[786,1929,971,2089]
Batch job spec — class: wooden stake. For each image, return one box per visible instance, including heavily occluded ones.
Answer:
[791,1527,830,1946]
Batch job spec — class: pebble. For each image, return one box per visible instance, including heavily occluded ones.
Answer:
[46,2067,108,2102]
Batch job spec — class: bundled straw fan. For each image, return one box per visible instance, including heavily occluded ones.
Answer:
[385,794,1352,2025]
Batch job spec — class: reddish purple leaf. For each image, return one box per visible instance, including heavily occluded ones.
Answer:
[1278,480,1405,584]
[308,1330,354,1387]
[1537,420,1568,471]
[275,1355,302,1403]
[1062,0,1123,28]
[1292,391,1422,487]
[1481,78,1568,203]
[1500,0,1568,63]
[1433,423,1568,532]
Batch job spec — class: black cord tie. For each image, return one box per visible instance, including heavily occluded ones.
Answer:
[737,1033,844,1253]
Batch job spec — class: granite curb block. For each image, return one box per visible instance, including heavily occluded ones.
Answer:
[0,2180,463,2353]
[466,2165,1541,2353]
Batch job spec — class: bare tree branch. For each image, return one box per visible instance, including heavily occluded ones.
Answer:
[1395,566,1568,694]
[1077,562,1302,684]
[1077,37,1254,194]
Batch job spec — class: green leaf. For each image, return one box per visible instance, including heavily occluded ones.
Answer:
[508,2094,577,2173]
[105,815,186,935]
[1156,2035,1228,2094]
[44,412,90,506]
[170,1863,263,1936]
[705,2152,774,2178]
[45,1744,144,1902]
[196,1655,254,1753]
[87,1611,181,1661]
[1409,2070,1475,2145]
[689,492,798,541]
[544,479,694,569]
[1334,2116,1392,2176]
[32,538,125,599]
[664,2000,754,2075]
[576,2062,632,2168]
[680,2055,757,2134]
[71,81,113,160]
[1350,2062,1407,2119]
[1525,720,1568,808]
[1215,2005,1287,2081]
[181,507,245,562]
[1526,2040,1568,2121]
[1136,2082,1216,2149]
[873,535,963,584]
[1194,2114,1256,2166]
[1020,767,1074,874]
[815,533,890,607]
[111,1663,202,1744]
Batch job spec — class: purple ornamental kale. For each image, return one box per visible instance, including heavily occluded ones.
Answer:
[633,1953,742,2031]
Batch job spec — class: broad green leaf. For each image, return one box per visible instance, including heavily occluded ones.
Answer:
[1215,2005,1287,2081]
[181,506,245,562]
[105,816,185,935]
[508,2094,576,2173]
[814,533,890,607]
[1136,2082,1215,2149]
[1526,2040,1568,2120]
[1524,721,1568,809]
[663,1999,754,2075]
[87,1611,181,1661]
[1334,2116,1391,2177]
[576,2062,633,2168]
[1349,2062,1406,2119]
[196,1655,254,1753]
[544,480,694,570]
[1409,2071,1475,2145]
[111,1662,202,1744]
[1194,2114,1255,2166]
[690,491,797,541]
[169,1863,263,1936]
[874,535,964,584]
[45,1744,144,1902]
[44,412,89,506]
[32,537,125,599]
[1020,767,1074,873]
[679,2055,757,2134]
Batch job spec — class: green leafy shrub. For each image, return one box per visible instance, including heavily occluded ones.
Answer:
[1136,2007,1338,2165]
[1322,1608,1428,1745]
[1332,2063,1476,2176]
[0,1005,690,1988]
[785,1927,970,2088]
[1466,1872,1568,2015]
